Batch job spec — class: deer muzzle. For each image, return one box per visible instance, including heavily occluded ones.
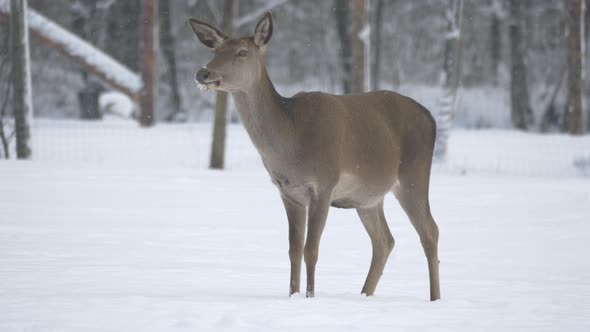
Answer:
[195,68,221,89]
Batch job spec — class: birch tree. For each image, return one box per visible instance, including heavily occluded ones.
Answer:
[0,20,11,159]
[10,0,33,159]
[434,0,463,161]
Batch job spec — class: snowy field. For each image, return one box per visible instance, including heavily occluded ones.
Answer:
[1,120,590,331]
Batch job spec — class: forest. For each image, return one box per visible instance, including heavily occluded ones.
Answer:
[1,2,590,331]
[0,0,587,132]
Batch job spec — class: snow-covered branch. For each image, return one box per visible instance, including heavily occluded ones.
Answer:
[0,0,141,97]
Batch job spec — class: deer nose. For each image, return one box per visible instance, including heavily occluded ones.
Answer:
[195,68,209,84]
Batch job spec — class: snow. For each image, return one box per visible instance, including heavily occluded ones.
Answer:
[1,120,590,331]
[447,130,590,177]
[0,0,141,93]
[99,91,135,119]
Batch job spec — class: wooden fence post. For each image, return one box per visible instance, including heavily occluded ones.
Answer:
[139,0,157,127]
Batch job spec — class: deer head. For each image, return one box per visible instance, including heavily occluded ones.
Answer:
[189,12,273,92]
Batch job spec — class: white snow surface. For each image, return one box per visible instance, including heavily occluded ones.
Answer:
[0,0,141,93]
[1,120,590,331]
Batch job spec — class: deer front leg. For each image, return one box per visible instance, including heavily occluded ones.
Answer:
[281,195,306,296]
[304,194,331,298]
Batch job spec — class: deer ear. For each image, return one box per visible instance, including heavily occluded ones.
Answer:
[254,12,273,47]
[189,18,227,49]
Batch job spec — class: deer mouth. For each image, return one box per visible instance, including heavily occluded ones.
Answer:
[197,80,220,91]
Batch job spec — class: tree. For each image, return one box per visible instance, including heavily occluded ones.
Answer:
[139,0,158,127]
[350,0,366,94]
[565,0,585,135]
[489,0,504,86]
[160,0,184,122]
[70,0,105,120]
[371,0,384,91]
[508,0,532,130]
[106,0,140,71]
[0,25,11,159]
[209,0,237,170]
[434,0,464,161]
[586,0,590,131]
[334,0,352,94]
[10,0,32,159]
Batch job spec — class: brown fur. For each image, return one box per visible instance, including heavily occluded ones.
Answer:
[190,13,440,301]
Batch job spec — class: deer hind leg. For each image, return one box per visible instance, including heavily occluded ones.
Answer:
[357,200,395,296]
[394,170,440,301]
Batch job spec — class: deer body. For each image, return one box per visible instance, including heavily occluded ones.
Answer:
[190,13,440,301]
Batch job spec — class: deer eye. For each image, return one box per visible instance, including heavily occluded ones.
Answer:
[238,50,248,57]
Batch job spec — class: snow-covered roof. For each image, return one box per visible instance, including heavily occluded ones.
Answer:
[0,0,141,95]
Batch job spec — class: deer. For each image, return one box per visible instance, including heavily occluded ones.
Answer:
[189,12,440,301]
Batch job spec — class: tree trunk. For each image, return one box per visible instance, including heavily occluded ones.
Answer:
[371,0,384,91]
[434,0,464,161]
[334,0,351,94]
[350,0,366,94]
[106,0,140,71]
[10,0,32,159]
[490,0,502,86]
[508,0,532,130]
[139,0,158,127]
[566,0,585,135]
[0,35,11,159]
[160,0,184,122]
[209,0,237,170]
[587,0,590,132]
[70,1,102,120]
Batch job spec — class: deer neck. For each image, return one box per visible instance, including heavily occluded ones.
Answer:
[231,66,295,158]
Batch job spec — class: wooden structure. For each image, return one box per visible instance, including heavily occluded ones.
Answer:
[139,0,157,127]
[0,0,145,110]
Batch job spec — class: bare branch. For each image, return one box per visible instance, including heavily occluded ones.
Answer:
[235,0,288,28]
[205,0,222,25]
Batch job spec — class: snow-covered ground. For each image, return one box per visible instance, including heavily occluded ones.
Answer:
[1,120,590,331]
